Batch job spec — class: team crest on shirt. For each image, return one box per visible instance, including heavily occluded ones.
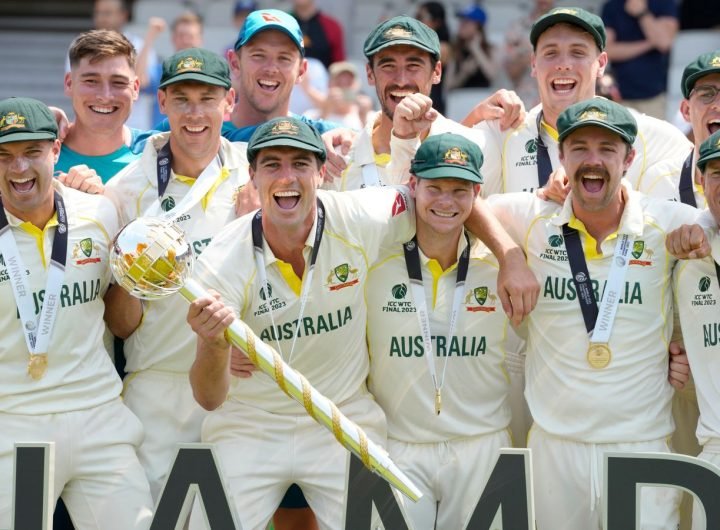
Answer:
[72,238,102,265]
[693,276,717,306]
[326,263,359,291]
[465,286,497,312]
[629,240,653,266]
[0,112,27,131]
[524,139,538,154]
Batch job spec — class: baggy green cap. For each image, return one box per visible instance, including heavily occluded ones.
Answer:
[247,117,327,164]
[530,7,606,51]
[364,16,441,61]
[159,48,231,89]
[0,97,57,145]
[697,129,720,173]
[411,133,484,183]
[557,98,637,145]
[681,49,720,99]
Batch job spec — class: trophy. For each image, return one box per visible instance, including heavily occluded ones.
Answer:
[110,217,422,502]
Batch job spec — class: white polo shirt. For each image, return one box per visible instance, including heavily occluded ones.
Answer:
[366,234,511,443]
[674,211,720,444]
[326,110,491,191]
[104,132,250,373]
[0,182,121,415]
[489,181,701,442]
[193,186,415,415]
[472,104,692,196]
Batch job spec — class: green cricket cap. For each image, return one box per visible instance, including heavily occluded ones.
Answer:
[681,49,720,99]
[0,97,57,145]
[159,48,231,89]
[364,16,441,61]
[247,117,327,164]
[557,98,637,145]
[530,7,606,51]
[697,129,720,173]
[411,133,484,183]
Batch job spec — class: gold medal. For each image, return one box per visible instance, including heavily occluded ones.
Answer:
[435,388,442,415]
[587,343,611,369]
[27,353,48,380]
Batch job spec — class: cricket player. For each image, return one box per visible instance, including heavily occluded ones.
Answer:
[489,98,703,529]
[0,96,153,529]
[670,129,720,530]
[325,15,523,192]
[458,7,691,197]
[103,47,249,500]
[366,133,511,529]
[186,116,537,530]
[58,30,144,184]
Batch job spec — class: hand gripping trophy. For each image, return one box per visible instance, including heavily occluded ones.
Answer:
[109,217,422,502]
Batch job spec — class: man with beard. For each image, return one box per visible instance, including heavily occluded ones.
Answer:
[489,98,703,529]
[323,15,524,192]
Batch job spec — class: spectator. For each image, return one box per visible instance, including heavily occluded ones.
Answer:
[502,0,555,108]
[289,57,329,116]
[415,1,452,114]
[304,60,373,129]
[596,72,623,102]
[225,0,258,54]
[139,11,205,126]
[92,0,159,130]
[601,0,679,119]
[447,5,498,90]
[679,0,720,30]
[291,0,346,68]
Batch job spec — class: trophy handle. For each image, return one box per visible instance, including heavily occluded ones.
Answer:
[178,279,422,502]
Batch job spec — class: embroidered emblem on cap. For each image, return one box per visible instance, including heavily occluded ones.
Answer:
[444,147,469,165]
[271,120,300,135]
[0,112,26,131]
[579,108,607,122]
[177,57,203,73]
[553,8,578,15]
[384,26,413,39]
[711,56,720,67]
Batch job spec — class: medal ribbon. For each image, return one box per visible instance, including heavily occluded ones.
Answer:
[403,233,470,413]
[535,111,553,188]
[252,199,325,364]
[678,151,697,208]
[563,225,633,344]
[0,191,68,358]
[146,140,226,220]
[360,163,381,188]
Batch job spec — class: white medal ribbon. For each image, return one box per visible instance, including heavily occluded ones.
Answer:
[144,153,224,220]
[405,235,469,412]
[590,234,633,344]
[252,202,325,364]
[360,163,381,188]
[0,208,66,358]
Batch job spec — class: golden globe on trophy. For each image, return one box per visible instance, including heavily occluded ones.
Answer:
[109,217,422,502]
